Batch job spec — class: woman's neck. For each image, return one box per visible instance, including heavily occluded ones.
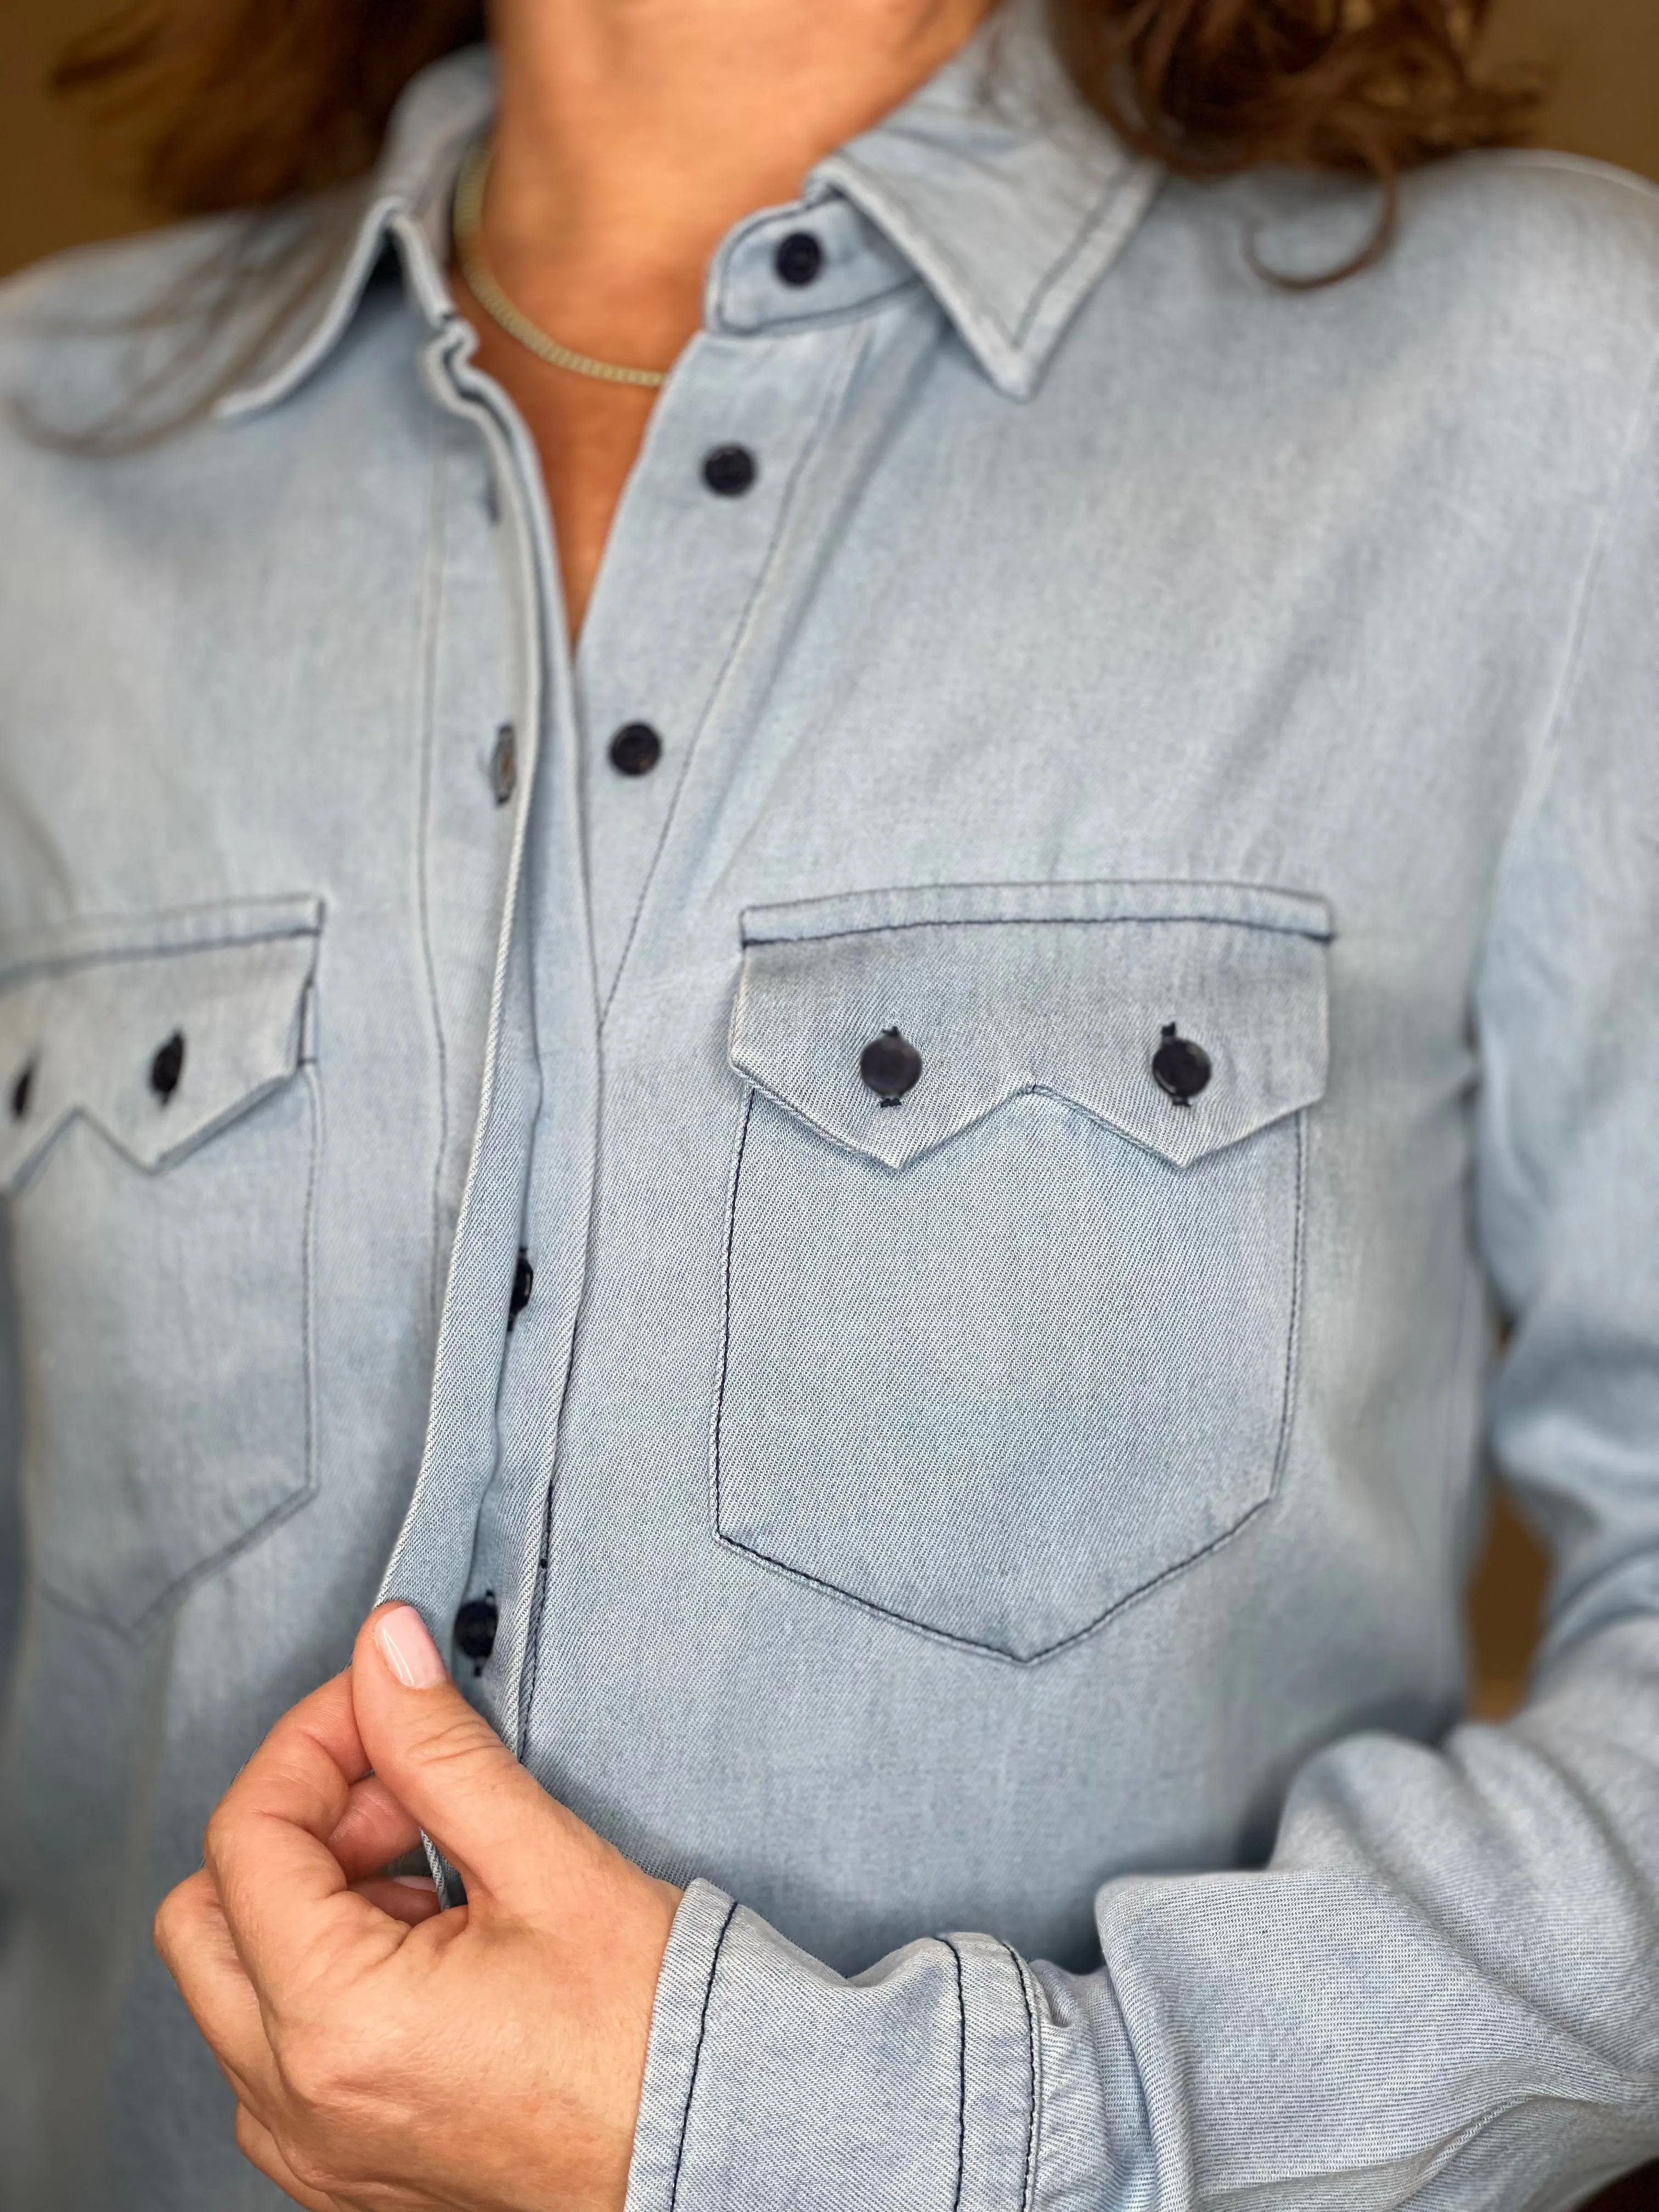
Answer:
[465,0,992,643]
[483,0,993,312]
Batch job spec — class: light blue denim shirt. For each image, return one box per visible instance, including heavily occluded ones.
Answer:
[3,9,1659,2208]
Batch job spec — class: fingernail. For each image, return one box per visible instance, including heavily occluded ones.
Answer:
[391,1874,438,1892]
[375,1606,448,1689]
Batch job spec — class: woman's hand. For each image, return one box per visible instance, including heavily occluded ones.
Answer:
[153,1605,681,2212]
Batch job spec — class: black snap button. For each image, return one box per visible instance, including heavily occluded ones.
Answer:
[507,1246,534,1329]
[9,1059,33,1120]
[1152,1025,1211,1105]
[149,1031,186,1103]
[860,1027,924,1104]
[453,1594,498,1664]
[702,444,757,497]
[774,231,823,287]
[489,723,518,806]
[608,721,663,777]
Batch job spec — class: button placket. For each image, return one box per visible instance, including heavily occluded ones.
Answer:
[415,431,535,1299]
[375,278,597,1755]
[455,317,869,1739]
[571,321,865,1007]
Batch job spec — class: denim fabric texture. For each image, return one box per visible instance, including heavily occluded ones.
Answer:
[3,4,1659,2205]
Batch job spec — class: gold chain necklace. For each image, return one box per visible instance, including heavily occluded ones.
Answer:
[451,139,671,390]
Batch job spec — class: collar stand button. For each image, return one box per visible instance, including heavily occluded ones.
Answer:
[775,232,823,287]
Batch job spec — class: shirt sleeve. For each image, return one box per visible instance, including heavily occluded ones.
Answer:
[623,383,1659,2212]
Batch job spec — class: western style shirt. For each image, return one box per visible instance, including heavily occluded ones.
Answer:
[3,9,1659,2205]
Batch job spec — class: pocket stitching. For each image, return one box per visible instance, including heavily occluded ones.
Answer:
[742,911,1333,949]
[739,1070,1307,1177]
[0,898,324,988]
[738,877,1335,948]
[31,1056,323,1638]
[710,1088,1309,1666]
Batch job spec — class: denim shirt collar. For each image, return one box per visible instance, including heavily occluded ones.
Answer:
[219,0,1161,419]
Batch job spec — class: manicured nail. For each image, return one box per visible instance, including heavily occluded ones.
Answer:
[375,1606,448,1689]
[391,1874,438,1892]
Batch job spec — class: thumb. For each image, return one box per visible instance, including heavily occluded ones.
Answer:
[351,1604,588,1906]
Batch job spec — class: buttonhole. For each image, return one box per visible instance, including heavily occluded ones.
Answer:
[9,1058,35,1120]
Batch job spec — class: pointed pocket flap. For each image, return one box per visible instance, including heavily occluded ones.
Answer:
[0,898,323,1190]
[729,879,1332,1172]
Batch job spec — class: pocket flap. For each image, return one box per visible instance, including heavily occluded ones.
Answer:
[0,898,323,1190]
[729,880,1332,1171]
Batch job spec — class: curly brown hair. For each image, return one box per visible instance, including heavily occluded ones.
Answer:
[59,0,1534,221]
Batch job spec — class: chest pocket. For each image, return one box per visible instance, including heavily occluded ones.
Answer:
[716,879,1331,1662]
[0,898,322,1635]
